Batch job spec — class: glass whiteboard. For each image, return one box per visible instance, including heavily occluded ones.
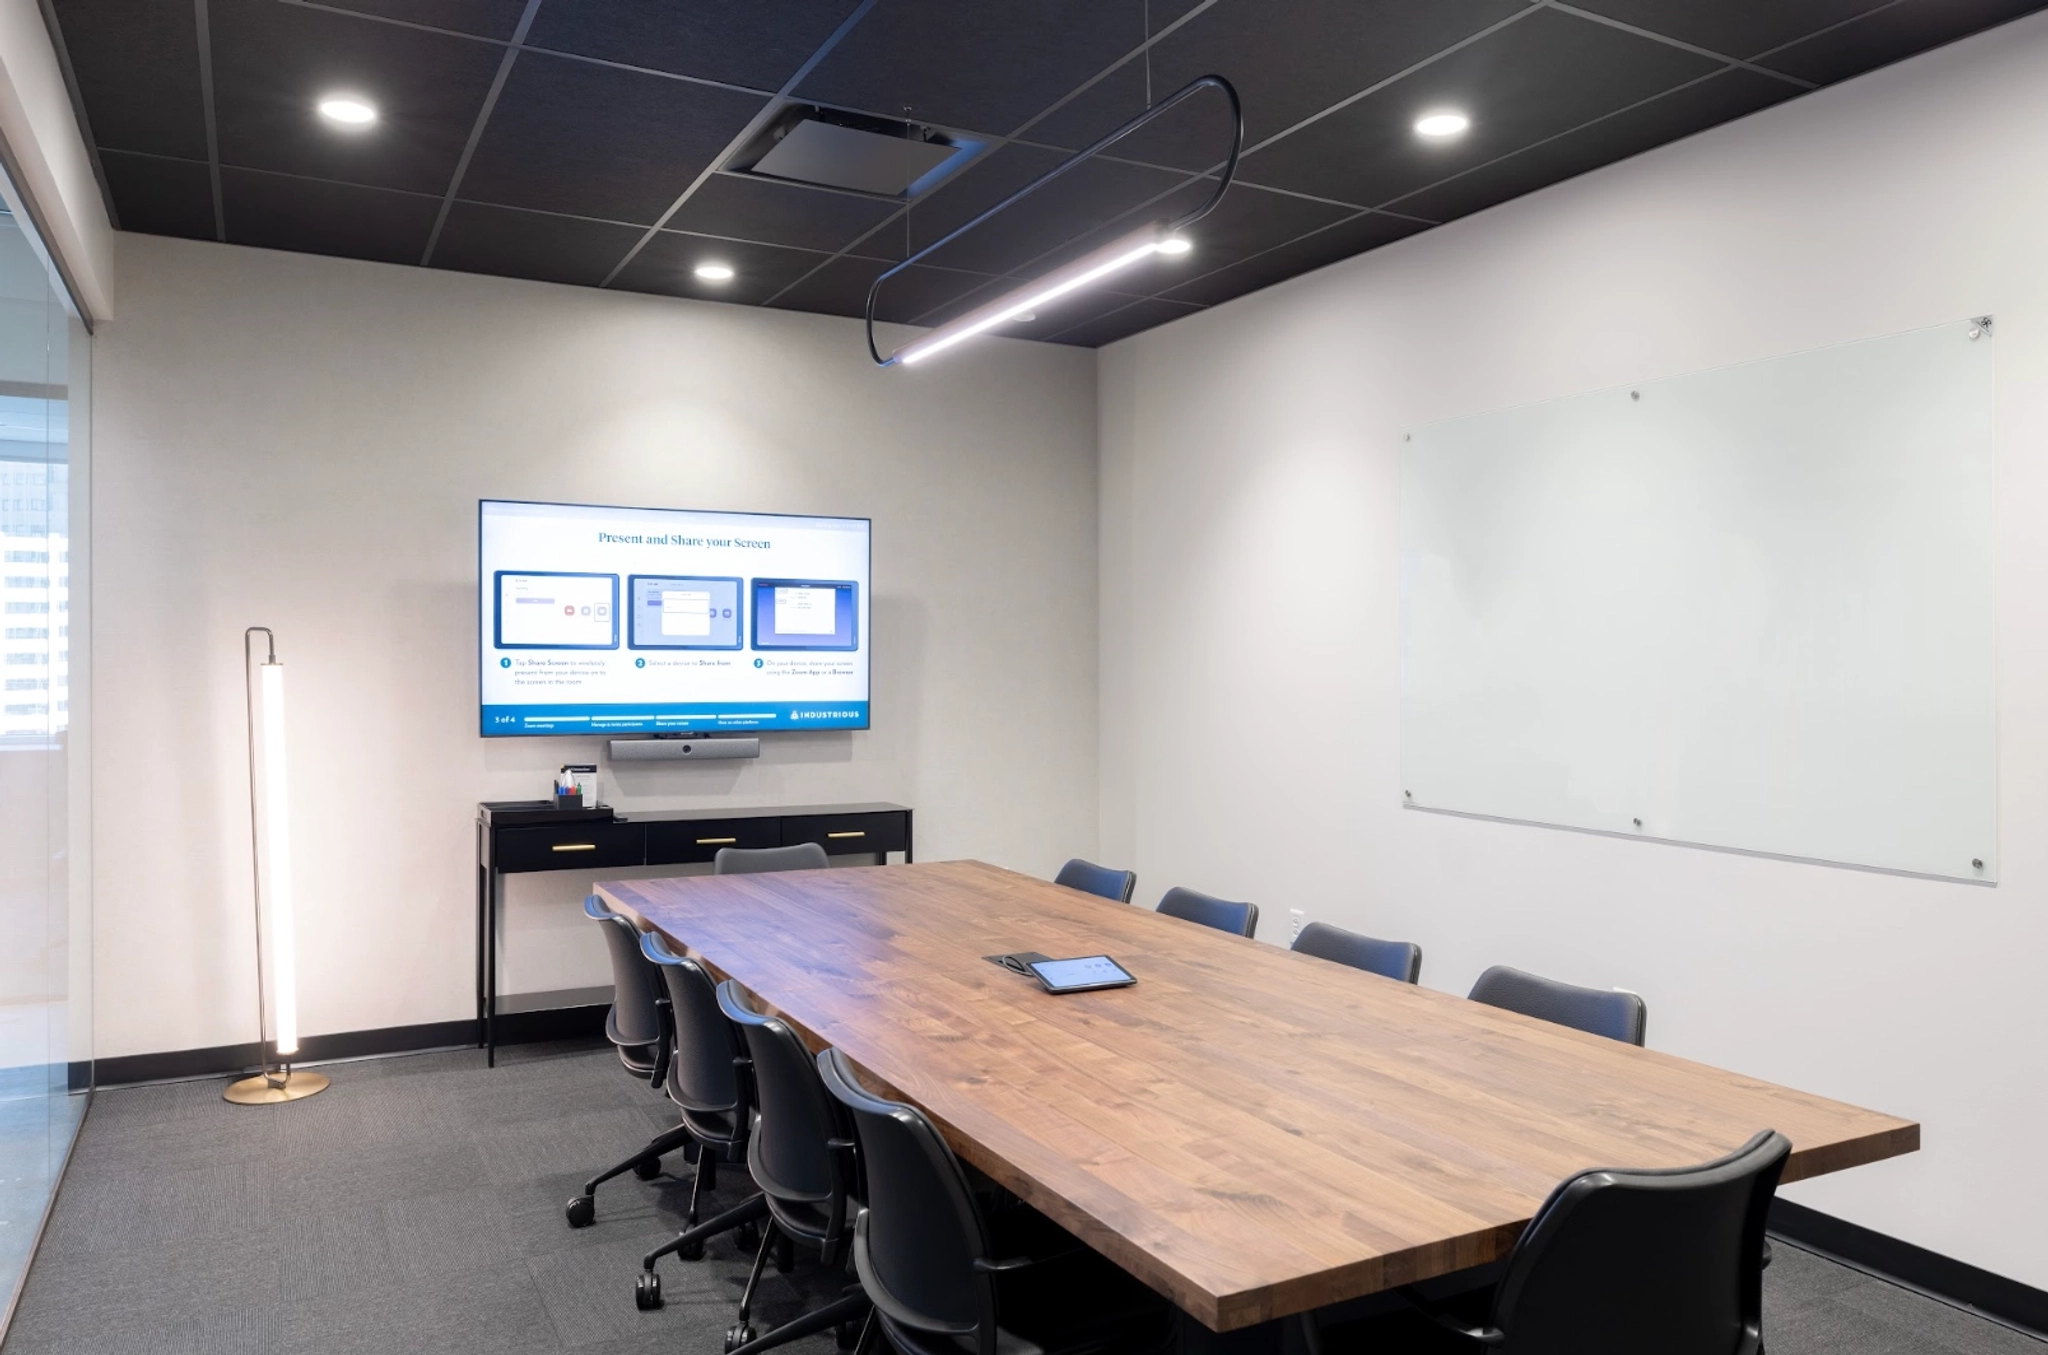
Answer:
[1400,319,1995,880]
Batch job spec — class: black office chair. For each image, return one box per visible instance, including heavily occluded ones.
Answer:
[1156,886,1259,938]
[633,929,766,1309]
[717,842,831,874]
[1312,1130,1789,1355]
[716,980,869,1354]
[565,895,693,1228]
[1052,858,1137,904]
[1292,921,1422,983]
[1468,965,1647,1045]
[818,1046,1175,1355]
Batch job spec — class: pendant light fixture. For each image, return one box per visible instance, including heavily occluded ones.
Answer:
[867,74,1240,367]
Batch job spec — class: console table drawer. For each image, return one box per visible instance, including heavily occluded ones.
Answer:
[783,811,909,856]
[494,823,646,873]
[645,817,782,865]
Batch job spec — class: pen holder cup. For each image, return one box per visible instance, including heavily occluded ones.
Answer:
[554,791,584,810]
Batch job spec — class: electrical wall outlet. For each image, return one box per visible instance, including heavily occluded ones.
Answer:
[1289,908,1306,942]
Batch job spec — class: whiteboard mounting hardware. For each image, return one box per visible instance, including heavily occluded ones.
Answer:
[1967,316,1993,340]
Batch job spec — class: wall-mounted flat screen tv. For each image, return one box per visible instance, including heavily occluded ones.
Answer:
[479,500,871,737]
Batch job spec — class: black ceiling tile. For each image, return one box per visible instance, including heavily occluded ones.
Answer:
[903,141,1067,253]
[667,174,901,256]
[526,0,864,92]
[767,254,998,325]
[1156,210,1426,307]
[49,0,207,159]
[458,51,768,225]
[1560,0,1885,62]
[915,152,1189,276]
[316,0,531,41]
[1041,295,1204,347]
[97,151,216,240]
[1755,0,2048,84]
[1031,0,1531,171]
[1240,7,1724,207]
[1389,67,1797,224]
[611,231,838,306]
[209,0,503,194]
[430,201,645,287]
[219,167,440,263]
[796,0,1146,136]
[1116,179,1357,269]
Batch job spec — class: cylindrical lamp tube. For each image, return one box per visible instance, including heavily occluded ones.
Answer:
[256,659,298,1057]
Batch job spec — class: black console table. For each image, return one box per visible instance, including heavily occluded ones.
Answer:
[475,801,913,1064]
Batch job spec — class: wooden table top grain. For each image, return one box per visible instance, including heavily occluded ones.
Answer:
[597,860,1917,1333]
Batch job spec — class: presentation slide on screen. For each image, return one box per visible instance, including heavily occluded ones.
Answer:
[479,500,870,736]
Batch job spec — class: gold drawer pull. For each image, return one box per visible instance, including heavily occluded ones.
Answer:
[697,836,738,845]
[551,843,597,852]
[827,831,866,839]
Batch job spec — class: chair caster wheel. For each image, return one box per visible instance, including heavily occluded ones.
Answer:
[633,1156,662,1181]
[677,1235,705,1261]
[734,1222,760,1253]
[725,1323,756,1352]
[634,1270,662,1310]
[564,1195,595,1228]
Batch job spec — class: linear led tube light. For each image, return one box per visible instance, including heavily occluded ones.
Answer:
[867,75,1240,368]
[895,226,1180,367]
[226,627,327,1105]
[259,658,298,1056]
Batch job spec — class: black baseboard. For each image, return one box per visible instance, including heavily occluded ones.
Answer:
[1770,1198,2048,1337]
[91,1006,609,1087]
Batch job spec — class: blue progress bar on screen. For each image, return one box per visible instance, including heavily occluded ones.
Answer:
[481,702,868,736]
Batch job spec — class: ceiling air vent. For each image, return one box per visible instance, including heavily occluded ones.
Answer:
[731,108,979,199]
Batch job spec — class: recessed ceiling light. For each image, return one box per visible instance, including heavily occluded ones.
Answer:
[317,96,377,127]
[1011,312,1037,323]
[693,262,736,282]
[1414,111,1470,140]
[1156,236,1192,256]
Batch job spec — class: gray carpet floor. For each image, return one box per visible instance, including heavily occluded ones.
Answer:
[2,1040,2040,1355]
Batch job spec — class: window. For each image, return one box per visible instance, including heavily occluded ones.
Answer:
[3,550,46,563]
[5,653,41,665]
[4,627,45,639]
[5,677,47,690]
[5,601,49,613]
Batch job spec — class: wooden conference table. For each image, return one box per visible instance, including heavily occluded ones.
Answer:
[598,861,1917,1347]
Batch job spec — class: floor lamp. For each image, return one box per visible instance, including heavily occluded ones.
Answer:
[225,626,328,1104]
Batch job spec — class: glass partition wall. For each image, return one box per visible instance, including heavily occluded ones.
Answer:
[0,173,90,1328]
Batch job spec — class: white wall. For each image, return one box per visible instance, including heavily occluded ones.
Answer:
[92,233,1099,1059]
[1098,15,2048,1288]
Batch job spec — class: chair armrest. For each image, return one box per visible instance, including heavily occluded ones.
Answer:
[1395,1288,1505,1346]
[971,1255,1037,1275]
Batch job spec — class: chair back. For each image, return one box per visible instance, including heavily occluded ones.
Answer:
[1053,858,1137,904]
[818,1046,988,1337]
[1291,921,1421,983]
[1156,886,1259,938]
[585,895,665,1049]
[640,930,744,1122]
[716,980,845,1207]
[715,842,830,874]
[1469,965,1646,1045]
[1490,1130,1788,1355]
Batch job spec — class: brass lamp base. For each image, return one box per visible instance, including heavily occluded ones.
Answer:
[224,1069,330,1105]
